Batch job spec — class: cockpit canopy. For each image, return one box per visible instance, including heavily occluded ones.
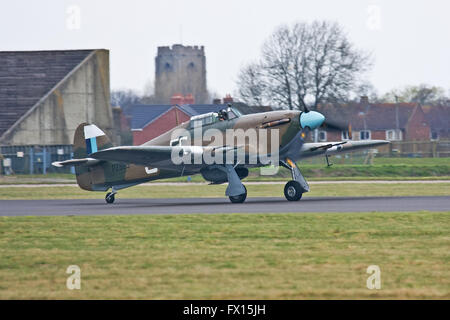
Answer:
[189,107,241,128]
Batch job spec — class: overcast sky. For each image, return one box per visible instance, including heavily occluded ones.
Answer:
[1,0,449,98]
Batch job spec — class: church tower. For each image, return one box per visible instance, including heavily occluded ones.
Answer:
[154,44,208,104]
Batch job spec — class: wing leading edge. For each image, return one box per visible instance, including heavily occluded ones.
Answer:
[89,146,177,166]
[300,140,389,158]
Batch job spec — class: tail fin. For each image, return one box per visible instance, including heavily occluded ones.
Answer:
[73,123,113,191]
[73,123,113,158]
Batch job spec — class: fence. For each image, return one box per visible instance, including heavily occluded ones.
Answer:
[383,140,450,158]
[0,145,74,175]
[299,140,450,165]
[1,140,449,175]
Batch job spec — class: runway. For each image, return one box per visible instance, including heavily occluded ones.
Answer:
[1,196,449,216]
[1,180,449,188]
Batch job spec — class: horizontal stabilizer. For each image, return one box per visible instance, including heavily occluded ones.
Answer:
[52,158,101,168]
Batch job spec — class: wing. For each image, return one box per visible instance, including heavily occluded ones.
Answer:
[90,146,181,167]
[89,145,244,168]
[300,140,389,158]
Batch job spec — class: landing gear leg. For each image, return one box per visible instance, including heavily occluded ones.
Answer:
[105,187,117,204]
[325,154,333,167]
[280,158,309,201]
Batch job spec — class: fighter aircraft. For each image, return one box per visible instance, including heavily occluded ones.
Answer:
[53,105,388,203]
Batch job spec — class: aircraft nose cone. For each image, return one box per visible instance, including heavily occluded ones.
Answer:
[299,111,325,130]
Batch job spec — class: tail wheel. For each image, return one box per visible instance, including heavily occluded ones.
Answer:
[284,180,303,201]
[105,192,115,204]
[229,186,247,203]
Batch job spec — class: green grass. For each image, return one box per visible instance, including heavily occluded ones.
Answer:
[301,156,450,166]
[0,173,75,185]
[154,174,450,183]
[294,164,450,178]
[372,158,450,166]
[1,157,449,184]
[1,182,450,200]
[0,212,448,299]
[296,156,450,178]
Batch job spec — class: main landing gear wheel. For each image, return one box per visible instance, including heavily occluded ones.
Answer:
[284,180,303,201]
[229,186,247,203]
[105,192,115,204]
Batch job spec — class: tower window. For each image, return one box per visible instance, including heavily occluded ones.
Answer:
[165,63,171,70]
[188,62,195,68]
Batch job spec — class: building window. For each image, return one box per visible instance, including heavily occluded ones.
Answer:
[318,130,327,142]
[431,131,439,141]
[188,62,195,68]
[341,131,350,140]
[386,129,402,141]
[359,130,371,140]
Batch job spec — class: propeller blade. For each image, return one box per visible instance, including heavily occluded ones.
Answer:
[321,119,347,131]
[320,119,353,140]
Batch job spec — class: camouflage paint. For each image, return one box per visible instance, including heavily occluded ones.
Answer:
[70,109,387,193]
[73,123,178,191]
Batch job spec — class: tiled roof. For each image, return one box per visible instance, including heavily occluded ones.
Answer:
[131,105,173,129]
[131,103,275,130]
[0,50,94,138]
[422,105,450,133]
[177,104,228,116]
[178,103,273,116]
[317,102,419,131]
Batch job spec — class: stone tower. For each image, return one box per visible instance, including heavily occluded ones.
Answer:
[154,44,208,104]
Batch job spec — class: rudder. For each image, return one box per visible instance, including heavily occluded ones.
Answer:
[73,123,113,158]
[73,123,114,191]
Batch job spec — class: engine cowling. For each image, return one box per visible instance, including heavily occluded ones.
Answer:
[200,167,249,184]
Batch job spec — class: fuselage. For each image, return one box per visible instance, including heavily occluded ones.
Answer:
[84,108,325,190]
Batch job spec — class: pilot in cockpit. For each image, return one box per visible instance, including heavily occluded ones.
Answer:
[218,109,228,121]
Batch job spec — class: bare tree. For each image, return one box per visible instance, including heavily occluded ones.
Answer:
[381,84,449,105]
[236,63,267,106]
[237,21,372,110]
[351,82,380,102]
[110,89,141,114]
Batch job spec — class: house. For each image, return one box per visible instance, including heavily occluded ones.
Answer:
[422,105,450,140]
[130,102,272,145]
[316,98,431,143]
[131,105,191,145]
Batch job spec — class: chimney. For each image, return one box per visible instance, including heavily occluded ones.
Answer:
[170,93,184,105]
[223,94,233,103]
[184,94,195,104]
